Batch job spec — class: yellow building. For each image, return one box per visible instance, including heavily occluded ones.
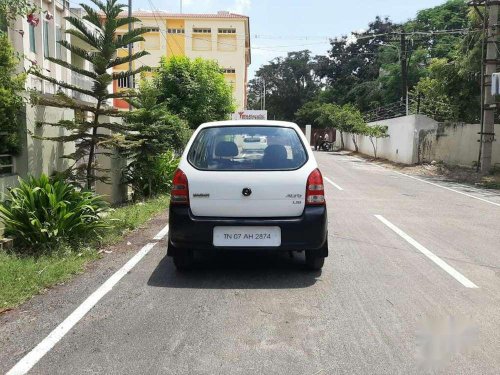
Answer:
[113,11,251,111]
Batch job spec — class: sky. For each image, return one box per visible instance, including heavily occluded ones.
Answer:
[79,0,449,78]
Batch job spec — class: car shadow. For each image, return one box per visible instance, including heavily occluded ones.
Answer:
[147,251,321,289]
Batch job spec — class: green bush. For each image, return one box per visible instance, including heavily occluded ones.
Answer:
[0,33,25,155]
[0,175,109,252]
[124,150,180,200]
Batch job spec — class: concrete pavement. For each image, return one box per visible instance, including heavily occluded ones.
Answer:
[2,151,500,374]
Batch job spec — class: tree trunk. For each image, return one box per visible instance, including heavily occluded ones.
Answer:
[370,137,377,158]
[352,134,359,152]
[86,126,98,190]
[340,131,344,149]
[86,102,102,190]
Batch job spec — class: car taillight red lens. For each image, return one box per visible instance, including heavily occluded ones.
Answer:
[306,168,325,205]
[171,169,189,205]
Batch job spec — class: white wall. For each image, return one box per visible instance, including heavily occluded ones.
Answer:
[336,115,437,164]
[419,123,500,167]
[337,115,500,167]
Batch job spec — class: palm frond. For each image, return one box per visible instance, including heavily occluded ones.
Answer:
[65,16,102,49]
[58,40,92,61]
[31,71,94,97]
[80,4,103,30]
[46,57,98,80]
[108,50,149,68]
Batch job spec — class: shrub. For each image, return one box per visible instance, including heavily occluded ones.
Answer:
[0,175,109,252]
[124,150,180,200]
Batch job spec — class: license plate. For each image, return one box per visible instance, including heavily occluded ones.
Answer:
[213,226,281,247]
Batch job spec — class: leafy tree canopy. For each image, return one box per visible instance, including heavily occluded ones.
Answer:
[248,50,321,121]
[155,56,235,129]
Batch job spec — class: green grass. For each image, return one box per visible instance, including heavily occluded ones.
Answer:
[100,194,170,245]
[0,195,170,310]
[0,249,99,310]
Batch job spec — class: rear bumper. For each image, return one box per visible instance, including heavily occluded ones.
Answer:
[168,205,328,255]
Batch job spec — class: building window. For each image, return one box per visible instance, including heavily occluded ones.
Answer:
[218,28,236,34]
[56,26,64,60]
[143,27,160,33]
[117,76,130,88]
[222,68,236,74]
[167,28,185,34]
[43,21,50,58]
[192,34,211,51]
[218,34,237,52]
[0,154,14,175]
[144,34,160,50]
[193,28,211,34]
[29,24,36,53]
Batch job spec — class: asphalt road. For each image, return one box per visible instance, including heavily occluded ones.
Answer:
[2,152,500,375]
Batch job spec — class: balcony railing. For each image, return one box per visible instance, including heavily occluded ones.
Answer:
[71,72,96,103]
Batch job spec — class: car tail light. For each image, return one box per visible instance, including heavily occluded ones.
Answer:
[306,168,325,205]
[171,169,189,205]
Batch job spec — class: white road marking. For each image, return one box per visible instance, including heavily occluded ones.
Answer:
[391,170,500,207]
[324,176,344,191]
[374,215,478,289]
[153,224,169,240]
[7,240,161,375]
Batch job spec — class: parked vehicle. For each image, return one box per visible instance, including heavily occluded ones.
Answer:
[168,120,328,271]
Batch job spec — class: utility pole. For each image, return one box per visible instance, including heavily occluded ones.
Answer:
[128,0,133,111]
[400,31,408,116]
[260,78,266,110]
[262,79,266,111]
[480,1,499,173]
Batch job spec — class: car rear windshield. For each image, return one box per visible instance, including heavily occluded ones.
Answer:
[188,126,308,171]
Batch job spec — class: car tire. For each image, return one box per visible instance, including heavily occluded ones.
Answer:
[305,252,324,270]
[305,240,327,270]
[172,249,194,271]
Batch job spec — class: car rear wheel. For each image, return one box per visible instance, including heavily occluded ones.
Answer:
[305,240,327,270]
[171,246,194,271]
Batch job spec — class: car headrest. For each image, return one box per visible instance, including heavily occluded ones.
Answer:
[215,141,238,157]
[263,144,287,161]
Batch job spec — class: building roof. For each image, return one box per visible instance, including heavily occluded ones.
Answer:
[126,10,248,19]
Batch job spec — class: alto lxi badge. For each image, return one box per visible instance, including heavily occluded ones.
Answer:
[242,187,252,197]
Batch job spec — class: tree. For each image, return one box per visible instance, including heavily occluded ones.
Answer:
[314,16,396,111]
[31,0,150,189]
[295,101,323,128]
[363,125,389,158]
[315,103,366,150]
[312,1,472,117]
[0,34,25,155]
[411,58,465,122]
[124,79,190,198]
[315,103,343,147]
[248,50,321,121]
[155,56,234,129]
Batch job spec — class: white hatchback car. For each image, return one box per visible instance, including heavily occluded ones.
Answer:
[168,120,328,270]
